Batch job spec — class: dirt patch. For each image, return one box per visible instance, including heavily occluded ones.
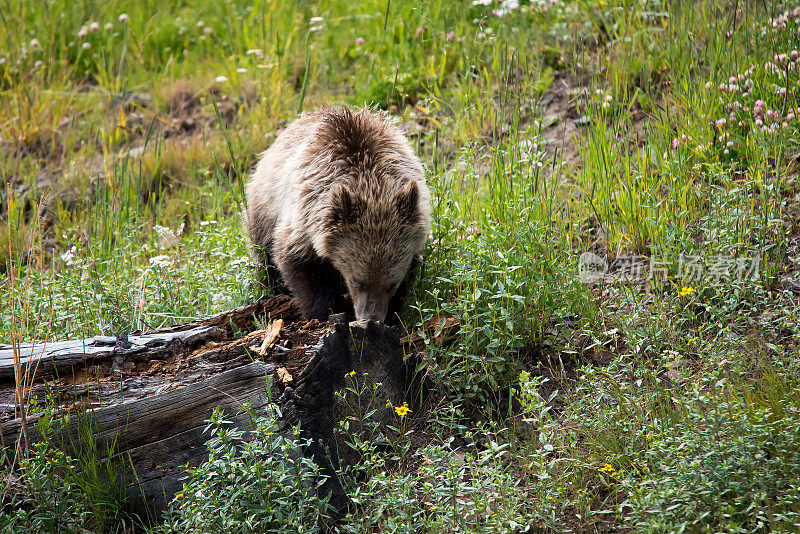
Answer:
[540,72,583,173]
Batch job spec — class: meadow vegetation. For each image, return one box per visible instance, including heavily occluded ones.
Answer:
[2,0,800,532]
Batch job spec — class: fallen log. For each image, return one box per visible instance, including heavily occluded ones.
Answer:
[0,295,300,382]
[0,326,225,381]
[1,297,432,521]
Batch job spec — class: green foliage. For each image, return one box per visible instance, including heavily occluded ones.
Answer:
[340,433,535,533]
[2,218,255,339]
[160,407,332,534]
[416,135,593,404]
[508,349,800,531]
[1,443,96,533]
[577,0,796,276]
[623,402,800,532]
[0,416,134,533]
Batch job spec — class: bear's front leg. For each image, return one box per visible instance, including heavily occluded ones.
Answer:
[276,249,347,321]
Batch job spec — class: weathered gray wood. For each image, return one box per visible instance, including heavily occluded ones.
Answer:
[0,326,226,380]
[3,362,276,522]
[0,295,301,382]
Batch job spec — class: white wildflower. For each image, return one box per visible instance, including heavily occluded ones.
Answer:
[154,224,181,249]
[149,255,172,268]
[60,246,78,267]
[230,257,251,268]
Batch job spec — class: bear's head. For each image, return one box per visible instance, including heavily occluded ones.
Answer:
[321,179,430,323]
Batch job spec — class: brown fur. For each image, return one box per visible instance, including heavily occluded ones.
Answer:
[245,106,432,323]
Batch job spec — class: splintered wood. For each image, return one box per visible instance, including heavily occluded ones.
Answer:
[249,319,284,356]
[276,367,293,384]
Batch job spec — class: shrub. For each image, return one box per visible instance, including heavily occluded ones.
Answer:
[161,407,333,534]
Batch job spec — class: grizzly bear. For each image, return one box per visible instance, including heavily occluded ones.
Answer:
[245,106,432,323]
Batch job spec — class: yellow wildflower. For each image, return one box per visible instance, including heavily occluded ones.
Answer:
[346,370,356,378]
[678,286,695,297]
[600,463,615,473]
[394,403,410,417]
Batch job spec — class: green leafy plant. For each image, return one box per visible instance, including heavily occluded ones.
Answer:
[161,406,332,534]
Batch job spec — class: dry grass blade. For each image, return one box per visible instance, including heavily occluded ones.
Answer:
[5,192,29,461]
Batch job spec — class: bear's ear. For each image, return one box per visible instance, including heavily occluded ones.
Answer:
[328,185,362,226]
[395,181,419,222]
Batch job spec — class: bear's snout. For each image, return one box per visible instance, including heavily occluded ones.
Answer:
[352,291,389,323]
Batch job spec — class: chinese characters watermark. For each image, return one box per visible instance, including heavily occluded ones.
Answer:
[578,252,761,286]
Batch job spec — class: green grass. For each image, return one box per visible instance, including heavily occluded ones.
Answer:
[3,0,800,532]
